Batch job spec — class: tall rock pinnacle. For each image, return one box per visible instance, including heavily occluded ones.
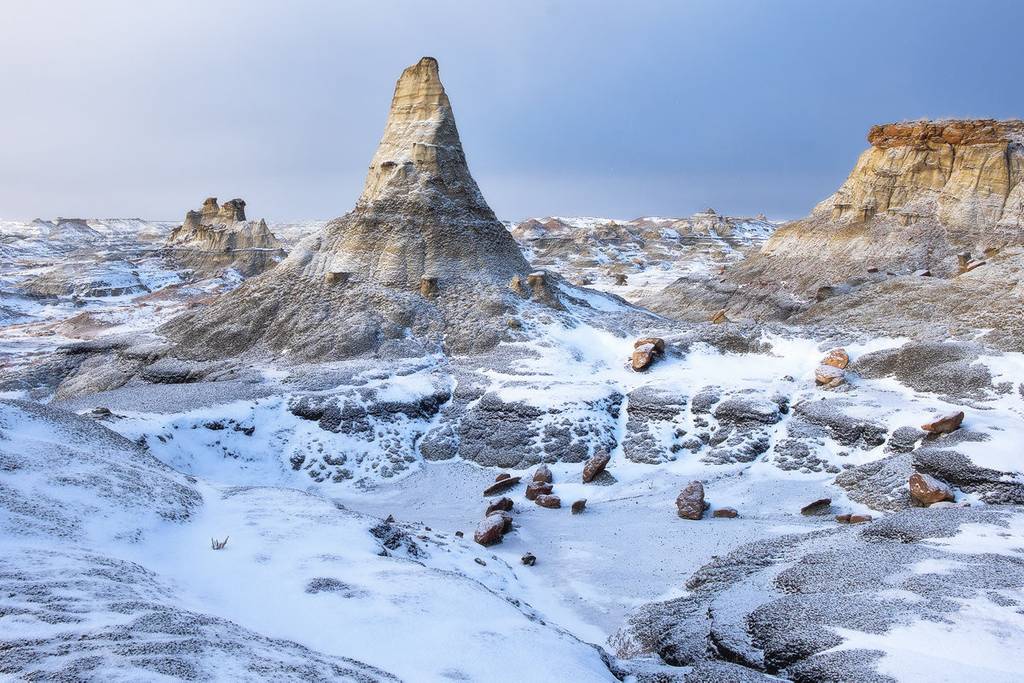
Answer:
[306,56,529,287]
[160,58,546,361]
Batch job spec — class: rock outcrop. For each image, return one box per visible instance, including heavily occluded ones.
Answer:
[159,58,554,361]
[647,119,1024,350]
[164,197,285,278]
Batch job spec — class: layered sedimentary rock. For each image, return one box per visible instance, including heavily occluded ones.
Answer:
[164,197,285,278]
[647,119,1024,349]
[160,58,547,361]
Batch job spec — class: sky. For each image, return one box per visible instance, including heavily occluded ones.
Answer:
[1,0,1022,223]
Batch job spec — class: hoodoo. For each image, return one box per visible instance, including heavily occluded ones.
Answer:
[164,197,285,278]
[159,58,543,360]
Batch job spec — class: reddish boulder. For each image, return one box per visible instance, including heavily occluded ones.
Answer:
[909,472,955,506]
[821,348,849,369]
[474,514,508,546]
[483,476,521,496]
[583,451,611,483]
[676,481,706,520]
[525,481,553,501]
[631,338,666,372]
[495,473,511,481]
[848,514,873,524]
[571,499,587,515]
[815,364,846,388]
[485,497,514,515]
[535,494,561,509]
[921,411,964,434]
[533,464,553,483]
[713,507,738,518]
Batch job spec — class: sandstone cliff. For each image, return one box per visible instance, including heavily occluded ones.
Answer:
[159,58,563,361]
[165,197,285,278]
[646,119,1024,350]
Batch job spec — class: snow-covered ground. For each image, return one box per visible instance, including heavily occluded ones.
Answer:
[3,216,1024,681]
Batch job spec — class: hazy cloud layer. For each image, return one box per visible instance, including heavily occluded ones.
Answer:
[1,0,1022,222]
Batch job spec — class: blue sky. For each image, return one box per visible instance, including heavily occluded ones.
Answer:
[1,0,1022,222]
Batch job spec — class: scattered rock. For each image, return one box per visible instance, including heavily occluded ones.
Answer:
[474,557,486,566]
[521,552,536,566]
[495,473,511,481]
[454,531,463,538]
[483,476,521,496]
[800,498,832,515]
[835,513,873,524]
[583,450,611,482]
[713,507,738,518]
[614,273,628,286]
[473,513,508,546]
[533,464,553,483]
[887,425,925,453]
[535,494,561,509]
[631,338,665,371]
[710,309,727,324]
[525,481,553,501]
[571,499,587,514]
[485,497,514,515]
[921,411,964,434]
[914,269,932,277]
[909,472,955,506]
[814,364,846,388]
[821,348,849,369]
[676,481,706,520]
[418,276,439,297]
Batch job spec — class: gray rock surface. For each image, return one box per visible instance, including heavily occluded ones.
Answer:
[614,507,1024,680]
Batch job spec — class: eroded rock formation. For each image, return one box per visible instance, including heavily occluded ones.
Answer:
[165,197,284,278]
[646,119,1024,350]
[159,58,553,361]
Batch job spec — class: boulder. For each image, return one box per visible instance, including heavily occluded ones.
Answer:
[483,476,521,496]
[676,481,706,520]
[533,464,553,483]
[525,481,553,501]
[583,450,611,482]
[835,513,873,524]
[473,513,508,546]
[485,497,514,515]
[713,507,738,518]
[632,343,660,372]
[571,499,587,514]
[814,364,846,387]
[909,472,955,506]
[921,411,964,434]
[800,498,832,515]
[821,348,849,369]
[535,494,561,509]
[521,552,536,566]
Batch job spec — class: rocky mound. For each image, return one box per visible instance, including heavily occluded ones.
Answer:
[164,197,285,277]
[159,57,564,361]
[647,119,1024,349]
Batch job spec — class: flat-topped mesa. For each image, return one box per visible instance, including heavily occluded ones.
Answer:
[752,118,1024,284]
[165,197,284,278]
[302,56,530,287]
[807,118,1024,240]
